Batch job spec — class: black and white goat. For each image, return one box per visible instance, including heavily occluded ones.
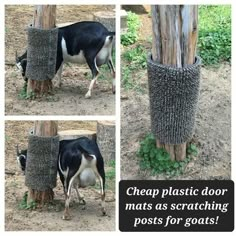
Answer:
[16,21,115,98]
[58,137,106,220]
[16,144,27,174]
[15,136,105,220]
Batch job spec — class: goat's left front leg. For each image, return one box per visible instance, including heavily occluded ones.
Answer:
[73,182,86,206]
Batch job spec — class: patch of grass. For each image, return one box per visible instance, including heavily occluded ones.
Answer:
[187,143,198,157]
[198,5,231,65]
[121,11,141,46]
[19,191,37,210]
[123,45,147,69]
[106,159,115,181]
[105,159,115,191]
[137,134,197,177]
[121,66,133,89]
[122,45,147,91]
[106,168,115,180]
[97,65,112,81]
[107,159,115,168]
[121,66,145,93]
[18,82,35,100]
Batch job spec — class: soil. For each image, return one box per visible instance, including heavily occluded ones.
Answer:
[5,121,115,231]
[121,6,231,180]
[5,5,115,115]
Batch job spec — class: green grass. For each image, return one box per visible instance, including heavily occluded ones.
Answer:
[121,11,141,46]
[198,5,231,65]
[123,45,147,69]
[19,191,37,210]
[105,159,115,191]
[122,44,147,91]
[18,81,36,100]
[137,134,198,177]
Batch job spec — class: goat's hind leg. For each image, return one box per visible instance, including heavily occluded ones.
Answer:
[93,166,106,216]
[63,188,72,220]
[85,55,99,99]
[62,174,74,220]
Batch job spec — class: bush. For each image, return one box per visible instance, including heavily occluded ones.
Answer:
[123,45,147,69]
[137,134,195,176]
[121,45,147,90]
[198,5,231,65]
[121,11,141,46]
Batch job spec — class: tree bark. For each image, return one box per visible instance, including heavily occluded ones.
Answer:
[93,11,116,32]
[27,121,58,206]
[27,5,56,96]
[58,129,97,141]
[151,5,198,161]
[34,121,58,137]
[97,121,115,163]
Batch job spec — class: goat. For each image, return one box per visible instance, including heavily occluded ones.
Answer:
[16,144,27,174]
[58,136,106,220]
[16,21,115,98]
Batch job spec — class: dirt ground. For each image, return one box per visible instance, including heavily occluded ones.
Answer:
[5,121,115,231]
[5,5,115,115]
[121,6,231,180]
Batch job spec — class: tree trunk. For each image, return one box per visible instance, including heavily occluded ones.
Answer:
[97,121,115,163]
[93,11,116,32]
[27,5,56,96]
[151,5,198,161]
[58,129,97,141]
[34,121,58,137]
[27,121,58,205]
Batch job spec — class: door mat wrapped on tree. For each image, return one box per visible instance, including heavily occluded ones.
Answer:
[147,54,201,144]
[25,135,59,191]
[26,27,58,81]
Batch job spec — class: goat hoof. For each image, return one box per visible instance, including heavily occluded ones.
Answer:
[79,199,86,205]
[62,214,71,220]
[85,92,91,99]
[54,82,62,88]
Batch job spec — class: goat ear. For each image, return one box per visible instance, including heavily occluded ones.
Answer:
[15,51,18,60]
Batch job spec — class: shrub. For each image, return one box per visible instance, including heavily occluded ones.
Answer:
[123,45,147,69]
[137,134,197,176]
[121,45,147,90]
[121,12,141,46]
[198,5,231,65]
[19,191,37,210]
